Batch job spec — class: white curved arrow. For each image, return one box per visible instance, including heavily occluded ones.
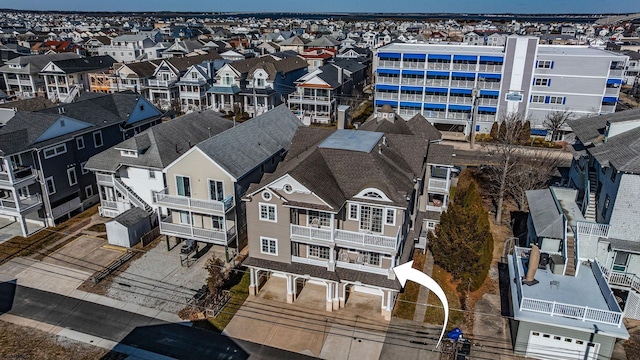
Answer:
[393,260,449,348]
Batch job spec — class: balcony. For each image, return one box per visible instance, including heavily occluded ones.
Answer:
[399,94,423,102]
[398,109,420,118]
[292,256,329,267]
[477,114,496,122]
[477,81,501,90]
[51,197,82,219]
[336,260,389,275]
[153,188,233,215]
[378,60,401,68]
[159,217,235,245]
[288,94,333,104]
[428,178,449,192]
[604,87,620,96]
[601,105,616,113]
[427,62,450,70]
[400,77,424,86]
[609,69,624,77]
[96,173,114,185]
[0,166,37,187]
[425,78,449,86]
[334,229,398,252]
[0,194,42,214]
[426,204,445,213]
[478,64,502,73]
[375,92,398,100]
[478,98,498,106]
[377,76,400,85]
[402,61,426,69]
[424,95,448,103]
[452,63,477,71]
[447,112,471,120]
[290,224,333,243]
[147,79,176,88]
[449,96,472,105]
[449,80,475,88]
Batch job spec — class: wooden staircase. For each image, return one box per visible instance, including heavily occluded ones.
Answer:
[584,172,598,221]
[565,235,576,276]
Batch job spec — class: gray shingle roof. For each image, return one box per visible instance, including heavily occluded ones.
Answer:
[568,109,640,146]
[0,52,80,74]
[110,207,150,227]
[85,110,233,172]
[426,143,453,165]
[525,189,565,239]
[195,104,303,179]
[359,113,442,141]
[248,128,428,210]
[42,55,116,73]
[589,126,640,174]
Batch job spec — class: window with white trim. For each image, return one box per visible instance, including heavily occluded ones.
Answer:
[308,245,330,259]
[534,78,550,86]
[76,137,85,150]
[363,191,383,199]
[537,60,552,69]
[43,144,67,159]
[549,96,564,104]
[81,161,89,174]
[259,203,276,222]
[176,176,191,197]
[67,167,77,186]
[149,170,156,179]
[178,210,191,225]
[45,176,56,194]
[531,95,545,103]
[93,131,103,148]
[308,210,331,227]
[260,237,277,255]
[349,203,358,220]
[385,208,395,225]
[85,185,94,198]
[359,205,383,233]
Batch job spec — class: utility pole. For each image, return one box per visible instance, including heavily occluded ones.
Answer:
[470,87,479,150]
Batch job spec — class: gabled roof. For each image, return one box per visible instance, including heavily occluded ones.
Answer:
[0,52,81,74]
[306,36,341,47]
[110,207,150,227]
[589,126,640,174]
[41,55,116,74]
[195,104,303,179]
[85,110,233,172]
[526,188,565,239]
[359,113,442,142]
[247,128,428,210]
[117,60,159,78]
[279,35,308,46]
[568,109,640,146]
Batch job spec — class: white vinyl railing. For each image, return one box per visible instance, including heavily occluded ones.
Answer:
[159,218,230,244]
[576,221,611,239]
[378,60,401,68]
[477,81,501,89]
[96,173,114,184]
[428,178,449,192]
[334,229,397,250]
[153,188,233,214]
[336,261,389,275]
[377,76,401,84]
[400,78,424,86]
[425,78,449,86]
[426,62,449,70]
[291,256,329,267]
[290,224,333,242]
[599,264,640,294]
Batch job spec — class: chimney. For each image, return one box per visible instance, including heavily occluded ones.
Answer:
[337,67,343,84]
[378,143,382,155]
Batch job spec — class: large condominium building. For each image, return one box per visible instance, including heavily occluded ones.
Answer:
[373,36,628,139]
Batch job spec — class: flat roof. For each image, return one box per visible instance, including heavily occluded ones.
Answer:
[318,129,382,153]
[377,43,505,55]
[537,45,628,58]
[508,248,628,339]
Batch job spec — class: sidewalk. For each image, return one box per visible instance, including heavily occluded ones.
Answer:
[413,250,435,323]
[442,139,573,159]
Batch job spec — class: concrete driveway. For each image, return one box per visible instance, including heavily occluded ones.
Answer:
[224,276,390,359]
[42,235,123,273]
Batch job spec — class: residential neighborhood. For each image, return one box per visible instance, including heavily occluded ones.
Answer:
[1,6,640,360]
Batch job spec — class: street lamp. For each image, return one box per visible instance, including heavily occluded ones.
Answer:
[470,87,479,150]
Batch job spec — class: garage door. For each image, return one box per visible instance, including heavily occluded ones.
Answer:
[526,331,599,360]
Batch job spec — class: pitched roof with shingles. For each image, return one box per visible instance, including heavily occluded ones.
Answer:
[110,207,150,227]
[85,110,233,172]
[195,104,303,179]
[526,188,565,239]
[589,126,640,174]
[43,55,116,73]
[248,128,428,210]
[0,52,81,74]
[119,61,159,78]
[426,143,453,165]
[164,52,222,72]
[359,113,442,141]
[568,109,640,146]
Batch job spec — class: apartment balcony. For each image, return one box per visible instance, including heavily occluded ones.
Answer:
[98,199,131,218]
[378,60,401,68]
[153,188,234,215]
[334,228,398,253]
[452,63,477,71]
[604,87,620,96]
[447,112,471,120]
[609,69,624,77]
[449,80,475,88]
[400,78,425,86]
[291,256,329,267]
[477,114,496,122]
[428,177,450,192]
[0,194,42,215]
[288,94,334,105]
[290,224,333,244]
[427,62,450,70]
[425,78,449,86]
[51,197,82,219]
[180,91,207,99]
[375,92,398,100]
[423,111,447,119]
[399,94,423,102]
[336,260,390,275]
[402,61,426,69]
[159,217,235,245]
[601,105,616,113]
[147,79,177,88]
[397,109,420,118]
[0,166,37,188]
[377,76,401,85]
[449,96,472,105]
[477,81,501,90]
[478,98,498,106]
[478,64,502,73]
[424,95,448,103]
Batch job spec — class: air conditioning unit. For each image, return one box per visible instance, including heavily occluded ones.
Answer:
[549,254,565,275]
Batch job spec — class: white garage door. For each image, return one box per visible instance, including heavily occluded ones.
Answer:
[526,331,599,360]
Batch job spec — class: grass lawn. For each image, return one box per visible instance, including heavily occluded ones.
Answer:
[424,264,466,329]
[86,223,106,233]
[393,251,426,320]
[208,270,251,332]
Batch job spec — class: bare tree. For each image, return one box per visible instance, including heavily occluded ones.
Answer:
[543,110,573,141]
[482,112,529,224]
[506,150,563,211]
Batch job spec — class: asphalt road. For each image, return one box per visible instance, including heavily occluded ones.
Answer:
[0,280,316,360]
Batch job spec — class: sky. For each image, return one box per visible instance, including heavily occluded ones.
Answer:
[8,0,640,14]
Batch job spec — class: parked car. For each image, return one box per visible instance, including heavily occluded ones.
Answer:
[181,239,197,254]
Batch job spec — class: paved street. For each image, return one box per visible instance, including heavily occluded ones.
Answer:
[0,281,315,360]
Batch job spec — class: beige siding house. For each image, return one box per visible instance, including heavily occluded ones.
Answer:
[153,104,303,253]
[243,126,447,319]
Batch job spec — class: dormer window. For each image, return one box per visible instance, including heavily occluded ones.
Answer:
[363,191,382,199]
[256,78,265,87]
[120,150,138,158]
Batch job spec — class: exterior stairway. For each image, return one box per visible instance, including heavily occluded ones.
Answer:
[584,172,598,222]
[114,177,154,214]
[564,235,576,276]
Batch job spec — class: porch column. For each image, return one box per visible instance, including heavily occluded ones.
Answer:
[18,215,29,238]
[286,274,295,304]
[325,282,334,312]
[332,282,340,311]
[249,268,257,296]
[339,283,347,308]
[381,290,392,320]
[328,245,336,272]
[243,95,248,113]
